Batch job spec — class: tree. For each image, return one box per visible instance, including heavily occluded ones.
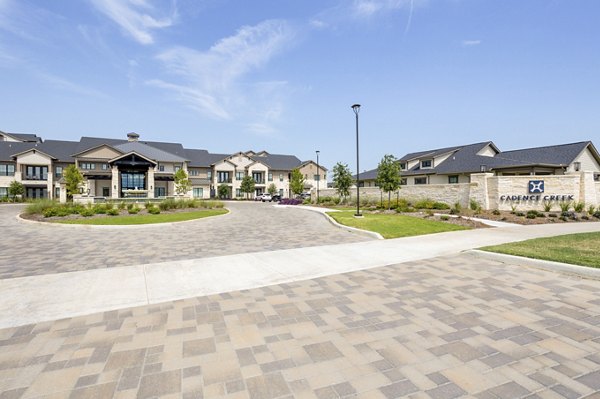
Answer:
[64,164,83,200]
[8,180,24,202]
[375,154,401,209]
[174,168,192,196]
[290,168,305,197]
[267,183,277,196]
[240,175,255,199]
[332,162,352,202]
[217,183,230,199]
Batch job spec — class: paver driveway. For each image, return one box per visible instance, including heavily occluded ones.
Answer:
[0,202,369,279]
[1,253,599,398]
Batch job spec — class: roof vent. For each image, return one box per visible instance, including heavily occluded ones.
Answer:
[127,132,140,142]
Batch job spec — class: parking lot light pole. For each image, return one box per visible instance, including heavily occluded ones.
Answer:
[316,150,320,204]
[352,104,361,217]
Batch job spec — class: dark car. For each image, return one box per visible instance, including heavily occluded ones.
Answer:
[271,194,281,202]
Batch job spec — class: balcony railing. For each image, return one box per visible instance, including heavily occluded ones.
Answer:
[24,175,47,181]
[217,178,232,184]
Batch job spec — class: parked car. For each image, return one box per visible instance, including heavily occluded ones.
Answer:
[260,193,272,202]
[300,192,311,200]
[271,194,281,202]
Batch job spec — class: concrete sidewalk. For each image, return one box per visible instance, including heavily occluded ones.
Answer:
[1,222,599,328]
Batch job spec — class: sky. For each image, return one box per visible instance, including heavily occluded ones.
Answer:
[1,0,599,173]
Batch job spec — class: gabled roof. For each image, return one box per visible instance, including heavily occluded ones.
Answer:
[109,151,157,166]
[251,154,302,170]
[0,142,38,161]
[0,140,79,162]
[496,141,594,167]
[10,147,57,160]
[399,145,463,162]
[113,142,188,163]
[298,160,328,171]
[0,131,42,143]
[72,143,124,157]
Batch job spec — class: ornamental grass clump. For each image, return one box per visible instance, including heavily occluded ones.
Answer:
[573,202,585,213]
[559,201,571,212]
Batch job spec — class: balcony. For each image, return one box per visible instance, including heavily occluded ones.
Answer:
[217,179,232,184]
[24,175,47,181]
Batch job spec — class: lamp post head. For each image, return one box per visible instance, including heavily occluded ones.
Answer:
[316,150,320,156]
[351,104,361,115]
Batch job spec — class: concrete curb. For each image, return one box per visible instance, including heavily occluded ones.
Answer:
[433,213,520,228]
[276,204,384,240]
[16,207,231,229]
[466,249,600,280]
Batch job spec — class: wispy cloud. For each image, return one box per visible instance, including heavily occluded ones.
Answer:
[148,19,294,127]
[462,39,482,47]
[89,0,176,45]
[351,0,420,18]
[32,70,108,98]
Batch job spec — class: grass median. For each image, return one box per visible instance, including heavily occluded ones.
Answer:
[326,211,468,239]
[480,232,600,268]
[55,209,228,225]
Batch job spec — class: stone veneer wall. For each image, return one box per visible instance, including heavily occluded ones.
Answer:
[317,173,599,211]
[316,183,471,207]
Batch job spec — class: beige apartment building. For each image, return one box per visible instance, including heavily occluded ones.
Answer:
[0,131,327,201]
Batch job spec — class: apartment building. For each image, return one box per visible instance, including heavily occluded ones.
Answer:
[0,130,327,201]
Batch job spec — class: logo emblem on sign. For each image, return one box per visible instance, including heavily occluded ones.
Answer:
[529,180,544,193]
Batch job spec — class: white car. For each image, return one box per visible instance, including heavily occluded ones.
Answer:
[259,193,272,202]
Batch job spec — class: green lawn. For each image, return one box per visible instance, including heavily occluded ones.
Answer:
[481,232,600,268]
[55,209,228,225]
[327,211,467,239]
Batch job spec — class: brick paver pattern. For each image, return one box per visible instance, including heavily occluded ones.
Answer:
[0,202,369,279]
[1,253,599,398]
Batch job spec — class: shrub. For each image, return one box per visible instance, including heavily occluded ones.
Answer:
[469,199,481,212]
[144,201,153,209]
[126,203,134,211]
[413,199,448,210]
[492,209,501,215]
[25,199,57,215]
[93,204,107,214]
[43,208,58,218]
[593,211,600,219]
[526,210,537,219]
[104,202,114,210]
[79,208,95,217]
[573,202,585,213]
[440,215,449,221]
[128,206,140,214]
[559,201,571,212]
[588,205,596,215]
[148,206,161,214]
[118,202,126,210]
[510,204,518,214]
[582,215,590,220]
[107,208,119,216]
[516,212,525,217]
[548,213,557,218]
[542,200,553,212]
[280,198,302,205]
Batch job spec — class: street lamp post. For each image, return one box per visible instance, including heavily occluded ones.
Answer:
[316,150,320,204]
[352,104,361,217]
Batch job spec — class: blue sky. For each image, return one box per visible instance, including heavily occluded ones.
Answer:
[1,0,599,172]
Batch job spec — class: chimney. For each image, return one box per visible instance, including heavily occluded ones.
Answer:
[127,132,140,142]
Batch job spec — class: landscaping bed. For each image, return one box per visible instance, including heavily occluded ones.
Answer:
[21,199,226,225]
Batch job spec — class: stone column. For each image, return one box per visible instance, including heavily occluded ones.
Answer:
[580,171,597,206]
[147,166,155,199]
[111,165,119,199]
[59,181,67,203]
[469,173,494,210]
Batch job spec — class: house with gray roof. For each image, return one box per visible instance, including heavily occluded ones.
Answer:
[0,130,325,201]
[358,140,600,187]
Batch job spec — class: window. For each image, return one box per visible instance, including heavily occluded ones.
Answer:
[594,173,600,182]
[279,189,284,196]
[0,187,7,198]
[252,172,262,184]
[0,164,15,176]
[174,165,181,172]
[102,187,110,197]
[400,178,407,185]
[268,172,273,181]
[54,187,60,199]
[421,160,432,168]
[101,163,109,170]
[313,174,320,181]
[400,163,406,170]
[80,163,95,170]
[236,188,242,197]
[236,171,244,180]
[155,187,166,197]
[217,171,230,183]
[414,177,427,185]
[158,164,165,172]
[193,188,203,198]
[279,173,283,182]
[448,175,459,184]
[25,166,48,180]
[189,169,199,176]
[207,171,212,179]
[573,162,581,172]
[55,166,63,178]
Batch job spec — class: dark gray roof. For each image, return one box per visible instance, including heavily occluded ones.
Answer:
[399,145,463,162]
[142,141,187,158]
[114,142,188,163]
[1,132,42,143]
[184,149,229,167]
[251,154,302,170]
[495,141,592,167]
[0,140,79,162]
[76,136,125,154]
